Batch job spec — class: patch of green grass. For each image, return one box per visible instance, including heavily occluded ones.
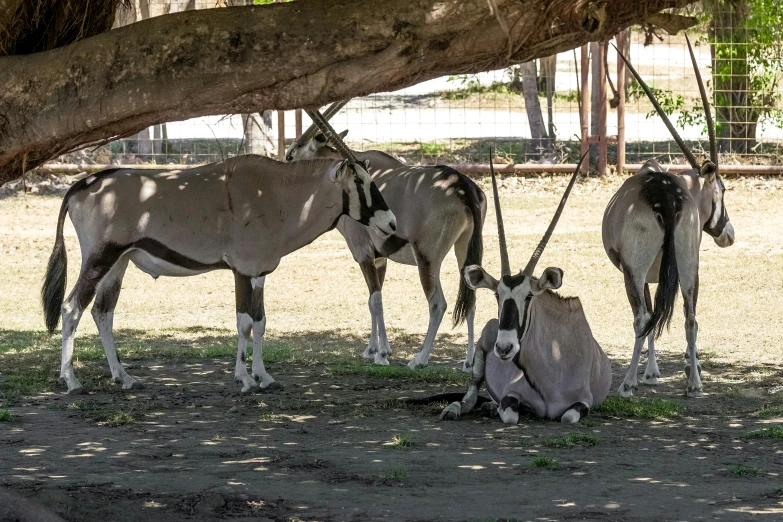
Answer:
[388,433,415,449]
[97,411,138,427]
[530,455,560,470]
[730,464,763,477]
[329,363,468,385]
[383,467,407,483]
[741,426,783,440]
[538,432,599,448]
[418,142,445,155]
[756,404,783,418]
[0,409,15,422]
[594,396,682,419]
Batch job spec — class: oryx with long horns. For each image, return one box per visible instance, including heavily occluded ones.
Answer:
[281,106,486,371]
[441,154,612,424]
[603,36,735,398]
[42,134,396,394]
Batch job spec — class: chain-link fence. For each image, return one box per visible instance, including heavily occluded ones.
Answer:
[54,0,783,171]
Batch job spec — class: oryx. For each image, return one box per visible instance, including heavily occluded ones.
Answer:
[42,145,396,395]
[603,36,735,398]
[441,155,612,424]
[281,106,486,371]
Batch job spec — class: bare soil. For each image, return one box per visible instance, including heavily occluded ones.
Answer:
[2,176,783,521]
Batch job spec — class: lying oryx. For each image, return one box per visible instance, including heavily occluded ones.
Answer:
[441,155,612,424]
[42,149,396,394]
[604,36,735,398]
[284,108,486,371]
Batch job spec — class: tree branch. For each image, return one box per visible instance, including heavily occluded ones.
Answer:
[0,0,696,183]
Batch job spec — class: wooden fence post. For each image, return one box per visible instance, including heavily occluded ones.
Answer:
[277,111,285,160]
[580,44,589,175]
[616,32,626,174]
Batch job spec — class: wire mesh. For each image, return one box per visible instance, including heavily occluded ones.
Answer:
[58,0,783,169]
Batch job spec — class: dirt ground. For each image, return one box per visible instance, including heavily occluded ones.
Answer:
[2,174,783,521]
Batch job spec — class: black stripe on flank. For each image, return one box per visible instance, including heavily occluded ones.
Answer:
[374,234,409,258]
[131,238,229,271]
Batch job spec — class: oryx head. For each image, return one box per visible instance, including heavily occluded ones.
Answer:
[286,130,347,162]
[618,34,734,248]
[463,153,586,361]
[286,100,348,162]
[307,108,396,238]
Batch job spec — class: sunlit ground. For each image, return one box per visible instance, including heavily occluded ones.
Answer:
[1,174,783,521]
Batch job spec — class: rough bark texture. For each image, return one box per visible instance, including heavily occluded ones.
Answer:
[521,60,548,154]
[0,0,696,183]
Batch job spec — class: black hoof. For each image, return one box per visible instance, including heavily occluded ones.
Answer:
[66,387,86,396]
[241,384,261,395]
[127,381,145,391]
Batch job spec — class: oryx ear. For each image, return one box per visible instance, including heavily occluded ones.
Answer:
[464,265,499,291]
[338,129,349,139]
[699,160,717,182]
[530,267,563,295]
[314,133,327,144]
[329,160,348,183]
[362,159,371,170]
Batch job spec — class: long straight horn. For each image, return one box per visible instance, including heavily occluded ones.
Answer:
[522,152,588,277]
[489,149,511,277]
[306,108,358,163]
[613,44,699,169]
[685,34,718,170]
[295,100,349,146]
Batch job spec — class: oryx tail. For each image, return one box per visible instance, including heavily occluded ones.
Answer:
[453,177,484,327]
[641,179,680,339]
[42,193,69,334]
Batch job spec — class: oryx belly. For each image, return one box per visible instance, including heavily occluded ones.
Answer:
[127,248,215,278]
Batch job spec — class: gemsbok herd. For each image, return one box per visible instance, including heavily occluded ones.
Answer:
[42,37,734,424]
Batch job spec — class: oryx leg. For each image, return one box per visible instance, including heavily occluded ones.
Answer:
[359,257,391,365]
[619,270,651,397]
[60,255,117,394]
[441,348,486,420]
[497,393,538,425]
[560,401,591,424]
[91,256,142,391]
[247,276,280,390]
[681,266,702,397]
[642,283,660,385]
[408,251,446,369]
[233,273,261,394]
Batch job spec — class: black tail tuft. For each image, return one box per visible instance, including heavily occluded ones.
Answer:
[42,198,70,334]
[453,179,485,327]
[641,216,679,339]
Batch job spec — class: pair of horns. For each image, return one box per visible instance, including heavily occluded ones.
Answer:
[489,150,588,277]
[615,34,717,172]
[305,106,357,164]
[296,100,348,148]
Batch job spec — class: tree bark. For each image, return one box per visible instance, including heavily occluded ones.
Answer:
[0,0,696,183]
[520,60,548,155]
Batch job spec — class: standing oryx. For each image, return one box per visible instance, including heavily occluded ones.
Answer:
[603,36,735,398]
[283,105,486,371]
[42,145,396,394]
[441,154,612,424]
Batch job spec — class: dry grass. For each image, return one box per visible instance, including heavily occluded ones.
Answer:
[1,175,782,399]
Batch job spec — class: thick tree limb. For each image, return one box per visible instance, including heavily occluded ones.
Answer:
[0,0,696,183]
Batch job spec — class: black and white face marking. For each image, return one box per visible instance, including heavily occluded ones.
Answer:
[703,175,734,247]
[335,161,396,238]
[494,273,534,360]
[464,265,564,362]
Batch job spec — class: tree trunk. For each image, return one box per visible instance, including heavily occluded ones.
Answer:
[709,0,758,153]
[242,112,275,156]
[520,60,549,155]
[0,0,697,183]
[589,40,602,160]
[538,54,557,141]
